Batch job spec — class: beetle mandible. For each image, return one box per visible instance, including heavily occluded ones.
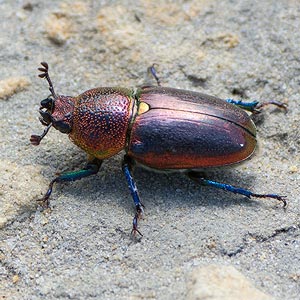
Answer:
[31,62,287,236]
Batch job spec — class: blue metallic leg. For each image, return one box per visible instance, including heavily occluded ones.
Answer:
[39,158,102,207]
[226,98,287,113]
[187,171,287,207]
[147,64,161,86]
[122,155,144,236]
[226,98,259,112]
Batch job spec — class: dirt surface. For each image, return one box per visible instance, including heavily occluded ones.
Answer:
[0,1,299,299]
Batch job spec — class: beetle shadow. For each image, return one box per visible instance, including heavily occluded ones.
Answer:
[36,144,266,214]
[75,162,265,214]
[128,167,262,211]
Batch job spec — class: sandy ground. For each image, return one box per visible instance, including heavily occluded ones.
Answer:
[0,1,299,299]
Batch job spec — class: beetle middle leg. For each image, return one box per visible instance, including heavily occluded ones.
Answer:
[145,64,161,87]
[122,155,144,237]
[187,171,287,207]
[38,157,103,207]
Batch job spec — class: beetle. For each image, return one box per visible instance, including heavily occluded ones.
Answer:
[31,62,287,236]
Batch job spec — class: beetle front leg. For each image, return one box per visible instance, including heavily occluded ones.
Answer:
[39,157,103,207]
[122,155,144,237]
[187,171,287,207]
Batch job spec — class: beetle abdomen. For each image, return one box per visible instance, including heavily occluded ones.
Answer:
[128,87,256,169]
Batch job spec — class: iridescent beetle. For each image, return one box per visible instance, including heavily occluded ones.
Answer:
[31,62,287,236]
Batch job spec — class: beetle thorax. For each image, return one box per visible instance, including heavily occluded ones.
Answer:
[69,88,134,160]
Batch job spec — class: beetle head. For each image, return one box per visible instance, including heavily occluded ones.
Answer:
[30,62,75,146]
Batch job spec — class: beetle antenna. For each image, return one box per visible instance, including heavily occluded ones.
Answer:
[30,123,52,146]
[38,62,57,99]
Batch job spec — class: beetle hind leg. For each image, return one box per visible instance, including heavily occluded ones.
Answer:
[38,157,103,207]
[187,171,287,207]
[226,98,287,113]
[255,100,287,112]
[122,155,144,237]
[226,98,259,112]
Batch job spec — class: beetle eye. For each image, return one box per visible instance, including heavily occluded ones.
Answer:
[40,97,54,110]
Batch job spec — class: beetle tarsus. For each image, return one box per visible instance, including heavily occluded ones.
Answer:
[250,193,287,208]
[256,101,288,112]
[131,211,143,237]
[37,179,56,208]
[131,203,144,237]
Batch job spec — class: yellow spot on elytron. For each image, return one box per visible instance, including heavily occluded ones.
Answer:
[137,102,150,115]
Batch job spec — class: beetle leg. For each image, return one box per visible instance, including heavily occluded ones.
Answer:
[147,64,160,86]
[255,100,288,112]
[122,155,144,237]
[187,171,287,207]
[226,98,260,112]
[226,98,287,113]
[38,157,102,207]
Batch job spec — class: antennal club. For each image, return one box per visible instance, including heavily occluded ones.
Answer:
[38,62,57,99]
[31,62,56,145]
[30,123,53,146]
